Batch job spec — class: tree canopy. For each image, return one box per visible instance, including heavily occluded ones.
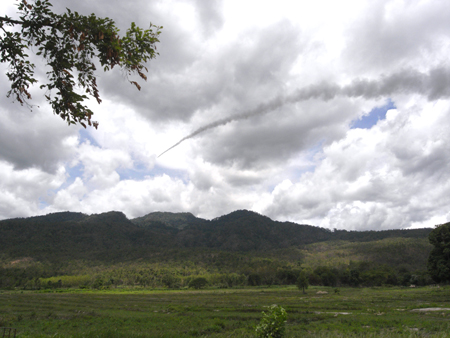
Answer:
[427,222,450,283]
[0,0,161,128]
[296,270,309,294]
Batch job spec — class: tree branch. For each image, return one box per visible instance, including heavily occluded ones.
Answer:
[0,16,24,26]
[1,0,161,129]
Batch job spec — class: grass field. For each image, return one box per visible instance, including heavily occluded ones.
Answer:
[1,286,450,337]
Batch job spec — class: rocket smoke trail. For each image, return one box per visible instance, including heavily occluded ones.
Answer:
[158,66,450,157]
[158,96,284,157]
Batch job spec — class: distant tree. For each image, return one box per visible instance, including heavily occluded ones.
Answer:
[427,223,450,283]
[359,269,388,287]
[188,277,208,289]
[248,273,262,286]
[92,276,103,289]
[276,268,299,285]
[314,266,338,287]
[296,271,309,294]
[0,0,161,128]
[307,272,322,286]
[341,268,361,287]
[162,273,180,289]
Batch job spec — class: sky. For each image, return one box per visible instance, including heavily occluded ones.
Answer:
[1,0,450,230]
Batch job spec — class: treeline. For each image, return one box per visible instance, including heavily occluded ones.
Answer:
[0,264,431,290]
[0,257,432,290]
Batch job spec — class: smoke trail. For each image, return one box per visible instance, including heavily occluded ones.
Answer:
[158,66,450,157]
[158,96,284,157]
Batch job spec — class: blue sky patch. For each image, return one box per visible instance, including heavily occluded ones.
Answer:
[57,163,85,191]
[43,162,84,205]
[79,128,101,147]
[351,99,396,129]
[38,197,50,209]
[118,163,189,183]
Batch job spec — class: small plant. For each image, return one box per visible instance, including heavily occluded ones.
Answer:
[255,304,287,338]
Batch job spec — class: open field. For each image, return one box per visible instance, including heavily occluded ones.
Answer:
[1,286,450,337]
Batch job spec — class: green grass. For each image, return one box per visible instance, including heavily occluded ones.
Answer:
[1,286,450,337]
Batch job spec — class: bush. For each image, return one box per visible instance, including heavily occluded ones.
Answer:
[188,277,208,289]
[255,304,287,338]
[248,273,262,286]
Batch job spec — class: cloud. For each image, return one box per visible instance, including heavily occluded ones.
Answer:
[46,174,193,218]
[343,0,450,73]
[0,100,79,172]
[160,66,450,166]
[1,0,450,232]
[0,161,66,219]
[263,99,450,230]
[194,0,225,37]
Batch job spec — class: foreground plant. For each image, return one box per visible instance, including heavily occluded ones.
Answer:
[255,304,287,338]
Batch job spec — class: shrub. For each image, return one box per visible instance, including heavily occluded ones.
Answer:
[255,304,287,338]
[248,273,262,286]
[188,277,208,289]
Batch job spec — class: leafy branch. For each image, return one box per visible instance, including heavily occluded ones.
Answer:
[0,0,162,128]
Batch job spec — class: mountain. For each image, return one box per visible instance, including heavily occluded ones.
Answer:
[0,211,176,261]
[132,211,206,229]
[0,209,433,261]
[172,210,333,251]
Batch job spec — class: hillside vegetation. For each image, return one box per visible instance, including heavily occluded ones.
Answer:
[0,210,433,290]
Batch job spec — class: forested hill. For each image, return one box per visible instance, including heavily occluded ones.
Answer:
[0,209,432,260]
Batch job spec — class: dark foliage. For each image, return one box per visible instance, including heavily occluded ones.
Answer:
[0,209,436,290]
[0,209,433,261]
[427,222,450,283]
[0,211,176,261]
[132,211,206,229]
[188,277,208,289]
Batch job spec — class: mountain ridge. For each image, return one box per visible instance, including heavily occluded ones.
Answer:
[0,209,433,261]
[132,211,206,229]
